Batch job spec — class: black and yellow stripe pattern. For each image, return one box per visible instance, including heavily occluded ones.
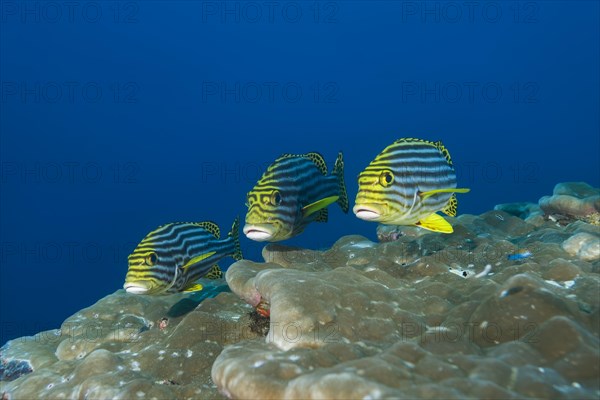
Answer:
[124,217,242,295]
[244,152,348,242]
[354,138,470,233]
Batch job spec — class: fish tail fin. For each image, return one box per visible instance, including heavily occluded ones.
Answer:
[228,216,243,261]
[333,152,349,213]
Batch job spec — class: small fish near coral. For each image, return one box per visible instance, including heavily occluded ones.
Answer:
[353,138,470,233]
[507,249,533,261]
[123,217,243,295]
[243,152,349,242]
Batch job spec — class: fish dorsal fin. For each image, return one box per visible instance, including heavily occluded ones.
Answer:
[181,251,216,271]
[205,264,223,279]
[315,208,328,222]
[152,221,220,238]
[304,152,328,175]
[302,196,339,218]
[442,194,458,217]
[196,221,220,238]
[393,137,436,148]
[275,151,327,175]
[433,141,453,166]
[183,282,203,293]
[416,213,453,233]
[275,152,327,175]
[153,222,174,230]
[277,153,300,160]
[393,138,453,167]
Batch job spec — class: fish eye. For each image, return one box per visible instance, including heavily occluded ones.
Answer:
[145,252,158,266]
[379,170,394,187]
[270,190,282,206]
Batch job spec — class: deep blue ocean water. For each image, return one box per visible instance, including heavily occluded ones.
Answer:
[1,1,598,345]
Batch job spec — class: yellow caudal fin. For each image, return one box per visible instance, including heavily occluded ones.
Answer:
[205,264,223,279]
[442,194,458,217]
[302,196,339,218]
[183,283,203,293]
[420,188,470,201]
[416,213,454,233]
[181,251,216,271]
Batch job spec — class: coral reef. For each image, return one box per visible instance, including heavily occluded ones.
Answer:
[539,182,600,226]
[0,283,252,399]
[494,201,543,221]
[1,183,599,399]
[215,221,599,399]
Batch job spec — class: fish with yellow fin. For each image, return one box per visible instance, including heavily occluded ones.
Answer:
[124,217,242,295]
[243,152,349,242]
[353,138,470,233]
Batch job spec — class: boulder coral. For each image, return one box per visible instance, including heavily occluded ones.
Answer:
[539,182,600,225]
[1,183,599,399]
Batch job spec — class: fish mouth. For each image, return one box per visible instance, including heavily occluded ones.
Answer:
[243,224,276,242]
[124,282,150,295]
[353,204,384,221]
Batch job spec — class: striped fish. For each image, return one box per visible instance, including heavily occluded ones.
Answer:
[353,138,470,233]
[243,152,349,242]
[124,217,242,295]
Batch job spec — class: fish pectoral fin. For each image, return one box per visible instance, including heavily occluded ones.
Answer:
[302,196,339,218]
[419,188,471,201]
[183,283,203,293]
[205,264,223,279]
[416,213,454,233]
[181,251,217,271]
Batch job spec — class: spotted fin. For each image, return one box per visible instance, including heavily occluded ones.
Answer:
[183,283,203,293]
[181,251,216,271]
[316,208,328,222]
[305,152,328,175]
[433,140,453,166]
[228,216,243,261]
[442,194,458,217]
[420,188,470,201]
[302,196,339,218]
[275,152,327,176]
[196,221,220,238]
[205,264,223,279]
[393,138,453,166]
[333,152,349,213]
[416,213,453,233]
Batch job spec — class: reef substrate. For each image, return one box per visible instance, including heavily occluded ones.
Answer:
[1,182,599,399]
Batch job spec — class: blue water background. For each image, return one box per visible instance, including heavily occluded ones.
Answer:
[1,1,599,345]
